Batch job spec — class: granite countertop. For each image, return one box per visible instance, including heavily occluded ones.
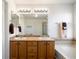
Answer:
[10,37,55,41]
[55,41,76,59]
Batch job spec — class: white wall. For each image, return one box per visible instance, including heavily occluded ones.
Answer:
[48,4,74,39]
[2,1,6,59]
[16,4,75,39]
[73,3,76,39]
[5,0,16,59]
[7,0,17,37]
[2,1,9,59]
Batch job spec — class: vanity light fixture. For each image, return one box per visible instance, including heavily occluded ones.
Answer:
[18,9,31,13]
[17,8,48,14]
[34,9,48,13]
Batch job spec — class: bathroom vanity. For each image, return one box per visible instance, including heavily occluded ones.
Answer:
[10,37,55,59]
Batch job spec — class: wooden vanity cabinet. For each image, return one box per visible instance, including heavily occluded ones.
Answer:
[10,40,55,59]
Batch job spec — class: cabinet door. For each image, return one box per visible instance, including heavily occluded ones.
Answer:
[18,41,27,59]
[10,41,18,59]
[38,41,46,59]
[27,41,37,46]
[47,41,55,59]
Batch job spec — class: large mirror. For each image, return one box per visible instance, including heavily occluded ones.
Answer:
[11,12,48,37]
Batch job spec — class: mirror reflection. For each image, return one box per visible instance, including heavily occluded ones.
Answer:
[10,13,48,37]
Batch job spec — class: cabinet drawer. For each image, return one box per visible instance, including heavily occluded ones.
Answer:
[28,46,37,56]
[28,56,37,59]
[27,41,37,46]
[10,57,18,59]
[38,57,46,59]
[28,52,37,56]
[47,57,55,59]
[28,47,37,53]
[19,57,26,59]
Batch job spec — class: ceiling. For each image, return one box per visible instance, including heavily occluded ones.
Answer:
[13,0,75,5]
